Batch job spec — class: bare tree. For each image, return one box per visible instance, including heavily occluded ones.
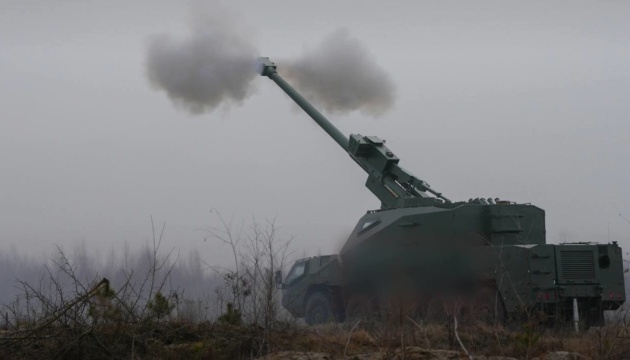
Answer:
[204,212,292,329]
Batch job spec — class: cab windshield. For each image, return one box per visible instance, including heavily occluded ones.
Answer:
[285,260,307,284]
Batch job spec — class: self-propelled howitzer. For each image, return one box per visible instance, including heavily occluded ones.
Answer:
[257,57,625,327]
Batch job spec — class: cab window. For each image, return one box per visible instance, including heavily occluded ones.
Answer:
[358,218,380,235]
[285,260,307,284]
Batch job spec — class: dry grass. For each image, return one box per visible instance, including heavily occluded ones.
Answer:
[2,318,630,359]
[266,321,630,359]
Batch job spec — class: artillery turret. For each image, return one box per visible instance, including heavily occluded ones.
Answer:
[257,57,625,327]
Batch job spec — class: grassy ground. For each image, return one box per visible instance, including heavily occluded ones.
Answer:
[2,318,630,359]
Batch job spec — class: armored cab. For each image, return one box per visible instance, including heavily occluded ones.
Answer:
[257,58,625,327]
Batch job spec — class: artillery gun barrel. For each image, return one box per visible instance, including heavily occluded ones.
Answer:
[257,56,451,206]
[257,57,349,150]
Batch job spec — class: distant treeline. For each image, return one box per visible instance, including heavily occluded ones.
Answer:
[0,241,223,322]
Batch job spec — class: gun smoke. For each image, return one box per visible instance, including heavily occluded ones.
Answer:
[283,30,395,116]
[145,6,394,116]
[145,4,258,114]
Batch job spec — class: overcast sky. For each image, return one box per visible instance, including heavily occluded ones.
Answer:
[1,0,629,267]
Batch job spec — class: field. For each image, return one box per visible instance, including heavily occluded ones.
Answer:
[2,299,630,359]
[2,219,629,359]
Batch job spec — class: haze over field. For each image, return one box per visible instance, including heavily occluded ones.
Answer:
[1,0,629,274]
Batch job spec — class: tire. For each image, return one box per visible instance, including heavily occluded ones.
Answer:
[305,292,334,325]
[346,295,377,324]
[469,286,505,324]
[585,310,605,328]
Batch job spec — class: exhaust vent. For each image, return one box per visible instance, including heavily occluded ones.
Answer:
[560,250,596,280]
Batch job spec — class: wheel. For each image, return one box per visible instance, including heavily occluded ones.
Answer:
[346,295,377,324]
[425,294,450,323]
[468,286,505,324]
[305,292,334,325]
[585,309,605,328]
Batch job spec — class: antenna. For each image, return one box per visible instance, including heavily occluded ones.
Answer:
[620,213,630,226]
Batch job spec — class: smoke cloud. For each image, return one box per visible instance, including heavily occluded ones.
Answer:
[283,29,395,116]
[145,4,258,115]
[145,5,394,116]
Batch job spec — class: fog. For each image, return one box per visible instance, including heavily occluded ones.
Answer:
[1,0,629,278]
